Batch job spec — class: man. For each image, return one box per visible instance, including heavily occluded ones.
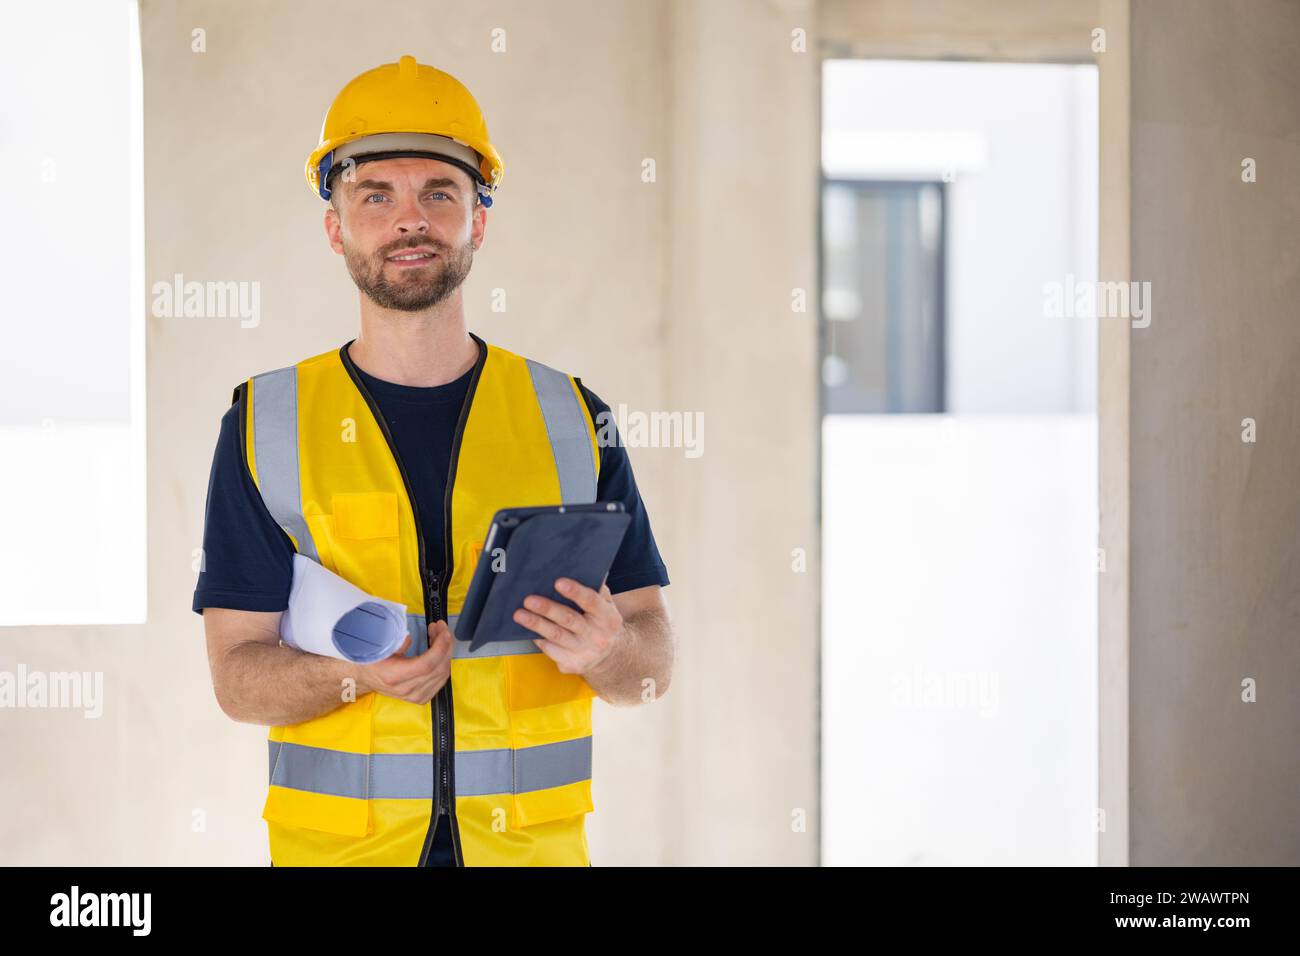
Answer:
[193,55,674,867]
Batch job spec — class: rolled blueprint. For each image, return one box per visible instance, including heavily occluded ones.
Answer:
[279,554,409,664]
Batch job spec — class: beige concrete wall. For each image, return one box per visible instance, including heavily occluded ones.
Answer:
[662,0,818,865]
[0,0,818,865]
[1126,0,1300,866]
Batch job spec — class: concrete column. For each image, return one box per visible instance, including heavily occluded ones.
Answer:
[661,0,820,865]
[1125,0,1300,865]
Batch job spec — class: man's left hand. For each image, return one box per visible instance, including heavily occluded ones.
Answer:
[513,578,624,677]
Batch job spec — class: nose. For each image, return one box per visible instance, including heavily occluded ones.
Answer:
[392,191,430,236]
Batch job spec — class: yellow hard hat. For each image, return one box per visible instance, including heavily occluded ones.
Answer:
[305,55,504,206]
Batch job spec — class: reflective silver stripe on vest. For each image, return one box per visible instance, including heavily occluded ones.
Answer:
[406,614,428,655]
[525,360,598,503]
[455,736,593,796]
[516,736,592,793]
[250,367,319,562]
[269,741,433,800]
[268,736,591,799]
[451,637,542,659]
[405,613,541,658]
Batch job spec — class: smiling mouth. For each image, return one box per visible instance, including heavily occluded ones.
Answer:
[382,247,439,269]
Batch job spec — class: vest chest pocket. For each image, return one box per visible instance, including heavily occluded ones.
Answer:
[327,492,402,600]
[505,654,596,829]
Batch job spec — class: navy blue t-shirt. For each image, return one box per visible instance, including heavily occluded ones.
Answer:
[192,347,669,866]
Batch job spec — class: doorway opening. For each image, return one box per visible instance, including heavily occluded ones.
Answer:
[819,58,1100,865]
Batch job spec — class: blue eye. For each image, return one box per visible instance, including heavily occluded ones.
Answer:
[428,192,450,201]
[365,193,388,203]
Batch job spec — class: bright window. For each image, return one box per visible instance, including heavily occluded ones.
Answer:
[0,0,145,625]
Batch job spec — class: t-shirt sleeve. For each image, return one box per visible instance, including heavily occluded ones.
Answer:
[578,382,671,595]
[191,395,296,615]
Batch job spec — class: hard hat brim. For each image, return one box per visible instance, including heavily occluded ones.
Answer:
[322,149,486,197]
[307,127,503,202]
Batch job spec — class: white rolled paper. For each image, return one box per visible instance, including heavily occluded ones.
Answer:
[279,554,409,664]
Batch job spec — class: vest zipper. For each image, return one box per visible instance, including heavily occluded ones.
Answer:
[441,347,484,869]
[424,568,457,866]
[338,336,485,868]
[426,567,451,838]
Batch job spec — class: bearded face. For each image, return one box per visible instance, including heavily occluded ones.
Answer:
[342,231,475,312]
[328,156,483,312]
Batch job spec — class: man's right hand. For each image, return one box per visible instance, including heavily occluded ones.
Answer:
[356,620,454,704]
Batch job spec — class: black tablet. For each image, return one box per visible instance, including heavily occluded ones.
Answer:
[454,502,631,652]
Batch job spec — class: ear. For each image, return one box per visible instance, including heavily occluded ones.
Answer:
[324,205,344,255]
[470,197,487,251]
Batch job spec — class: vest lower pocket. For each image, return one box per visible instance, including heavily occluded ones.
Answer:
[512,777,593,829]
[263,783,371,837]
[505,655,596,830]
[508,729,595,829]
[262,696,377,837]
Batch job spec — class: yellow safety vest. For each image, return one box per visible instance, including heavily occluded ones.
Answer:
[235,333,602,865]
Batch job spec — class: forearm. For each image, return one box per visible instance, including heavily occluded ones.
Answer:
[583,608,673,706]
[215,640,363,726]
